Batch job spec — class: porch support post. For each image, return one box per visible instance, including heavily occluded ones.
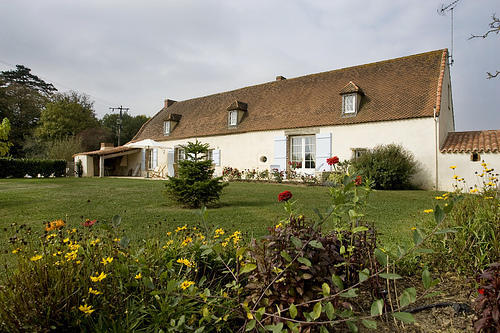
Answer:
[99,155,104,178]
[141,149,146,176]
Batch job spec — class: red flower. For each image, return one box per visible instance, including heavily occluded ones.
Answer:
[478,288,485,295]
[354,175,362,186]
[83,219,97,227]
[326,156,339,166]
[278,191,293,202]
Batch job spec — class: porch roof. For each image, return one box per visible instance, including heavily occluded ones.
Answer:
[73,146,140,157]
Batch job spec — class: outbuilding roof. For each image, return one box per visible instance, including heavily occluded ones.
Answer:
[441,130,500,153]
[133,49,448,142]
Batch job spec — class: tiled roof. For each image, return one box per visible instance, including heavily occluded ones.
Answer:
[133,49,447,142]
[74,146,140,157]
[441,130,500,153]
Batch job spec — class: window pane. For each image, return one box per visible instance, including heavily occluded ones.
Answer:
[344,94,355,113]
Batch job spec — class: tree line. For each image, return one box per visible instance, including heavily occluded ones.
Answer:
[0,65,149,160]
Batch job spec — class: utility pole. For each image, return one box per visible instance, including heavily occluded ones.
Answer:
[109,106,129,146]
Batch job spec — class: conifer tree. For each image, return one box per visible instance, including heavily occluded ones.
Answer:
[165,140,227,208]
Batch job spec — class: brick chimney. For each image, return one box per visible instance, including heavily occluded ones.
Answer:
[100,142,114,150]
[276,76,286,81]
[164,99,177,108]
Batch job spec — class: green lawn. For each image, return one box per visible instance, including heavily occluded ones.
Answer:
[0,178,439,249]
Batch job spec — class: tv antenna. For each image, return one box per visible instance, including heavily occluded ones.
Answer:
[438,0,461,66]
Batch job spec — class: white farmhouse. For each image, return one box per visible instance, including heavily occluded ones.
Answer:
[74,49,499,191]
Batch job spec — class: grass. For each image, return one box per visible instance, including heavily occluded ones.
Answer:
[0,177,440,252]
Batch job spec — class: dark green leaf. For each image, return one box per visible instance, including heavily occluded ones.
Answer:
[240,263,256,274]
[112,214,121,226]
[346,320,358,332]
[422,268,431,289]
[371,299,384,316]
[331,274,344,290]
[325,302,335,320]
[264,322,283,333]
[291,236,302,249]
[289,304,297,319]
[311,302,322,320]
[280,250,292,262]
[393,312,415,323]
[297,257,312,267]
[434,205,445,224]
[412,228,424,246]
[359,268,370,283]
[374,248,387,266]
[340,288,358,298]
[379,273,402,280]
[308,240,324,249]
[362,319,377,329]
[352,226,368,233]
[245,320,255,331]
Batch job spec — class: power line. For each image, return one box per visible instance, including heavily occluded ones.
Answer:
[109,106,129,146]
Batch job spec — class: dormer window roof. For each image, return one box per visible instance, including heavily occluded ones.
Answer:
[163,113,182,135]
[340,81,363,117]
[227,100,247,127]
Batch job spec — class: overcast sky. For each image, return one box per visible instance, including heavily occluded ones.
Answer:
[0,0,498,131]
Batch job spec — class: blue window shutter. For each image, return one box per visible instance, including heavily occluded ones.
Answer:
[167,148,175,176]
[213,149,221,166]
[273,136,287,171]
[153,149,158,168]
[315,133,332,171]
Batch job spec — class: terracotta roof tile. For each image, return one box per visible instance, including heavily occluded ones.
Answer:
[134,49,447,142]
[441,130,500,153]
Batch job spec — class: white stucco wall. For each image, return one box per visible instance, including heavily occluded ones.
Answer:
[438,152,500,192]
[153,117,439,189]
[74,155,94,177]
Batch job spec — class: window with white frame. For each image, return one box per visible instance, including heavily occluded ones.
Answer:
[164,121,170,135]
[175,148,185,162]
[342,93,356,114]
[206,149,214,162]
[290,136,316,173]
[228,110,238,126]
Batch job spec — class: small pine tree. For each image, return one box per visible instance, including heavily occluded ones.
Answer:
[165,140,227,208]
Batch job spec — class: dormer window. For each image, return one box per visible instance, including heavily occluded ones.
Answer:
[343,94,356,114]
[163,121,171,135]
[228,110,238,126]
[163,113,182,136]
[226,100,248,127]
[339,81,363,117]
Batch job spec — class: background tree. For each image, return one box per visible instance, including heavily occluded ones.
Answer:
[0,117,12,156]
[0,65,57,156]
[164,140,227,208]
[36,91,99,140]
[101,112,150,146]
[76,127,114,152]
[469,14,500,79]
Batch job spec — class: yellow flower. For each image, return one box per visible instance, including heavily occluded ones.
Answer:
[134,273,142,279]
[486,182,494,186]
[76,260,81,264]
[434,196,443,200]
[481,162,487,167]
[90,272,107,282]
[484,196,494,200]
[79,304,95,315]
[30,254,43,261]
[453,175,458,179]
[411,227,417,231]
[247,312,254,320]
[90,239,100,246]
[63,238,69,243]
[46,233,57,240]
[180,280,195,290]
[470,188,478,193]
[449,166,456,170]
[214,228,225,238]
[89,287,102,295]
[181,237,193,247]
[221,241,228,247]
[197,233,205,241]
[275,223,283,230]
[65,250,78,261]
[167,231,172,236]
[101,257,113,265]
[175,225,187,233]
[176,258,194,267]
[423,209,434,213]
[113,238,120,242]
[45,219,65,232]
[11,248,20,254]
[162,240,174,249]
[68,241,80,251]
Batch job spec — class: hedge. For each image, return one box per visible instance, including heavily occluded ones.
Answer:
[0,158,67,178]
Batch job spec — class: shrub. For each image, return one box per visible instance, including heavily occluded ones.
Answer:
[271,168,284,183]
[222,166,242,181]
[0,157,66,178]
[351,144,417,189]
[474,262,500,333]
[165,140,227,208]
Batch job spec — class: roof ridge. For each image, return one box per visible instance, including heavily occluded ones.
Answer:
[171,49,448,105]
